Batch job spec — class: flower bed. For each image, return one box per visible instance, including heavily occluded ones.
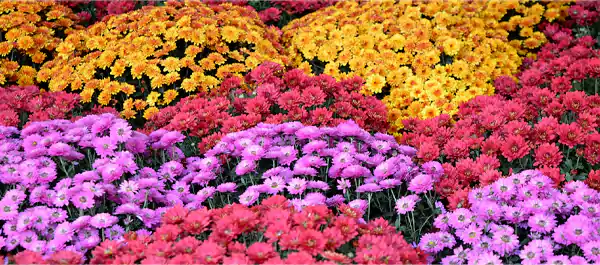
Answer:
[0,114,440,256]
[13,196,427,264]
[0,1,83,86]
[144,62,388,153]
[420,170,600,265]
[36,1,288,121]
[401,25,600,208]
[282,1,569,132]
[0,114,188,255]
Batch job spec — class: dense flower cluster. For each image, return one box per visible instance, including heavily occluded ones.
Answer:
[0,85,90,128]
[420,170,600,265]
[567,1,600,26]
[144,62,388,152]
[0,114,192,255]
[176,119,441,241]
[37,1,288,120]
[401,26,600,206]
[14,196,428,264]
[250,0,335,24]
[282,1,569,131]
[0,1,83,86]
[61,0,157,25]
[272,0,334,16]
[2,1,600,264]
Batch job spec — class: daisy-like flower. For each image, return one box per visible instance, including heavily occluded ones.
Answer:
[47,142,73,157]
[336,179,351,193]
[582,241,600,263]
[216,182,237,193]
[277,146,298,166]
[527,213,557,234]
[316,195,340,208]
[356,183,381,193]
[93,136,117,157]
[104,224,125,240]
[492,178,515,200]
[0,201,18,221]
[71,192,95,210]
[90,213,118,229]
[408,173,434,194]
[519,244,542,265]
[456,224,482,245]
[114,203,141,215]
[235,159,256,175]
[264,176,286,194]
[287,178,307,195]
[449,208,473,229]
[197,187,216,201]
[242,144,265,161]
[307,180,329,191]
[491,229,519,256]
[395,195,420,215]
[110,121,132,143]
[419,232,445,254]
[239,190,259,206]
[348,199,368,215]
[564,214,593,245]
[433,213,451,231]
[118,180,139,195]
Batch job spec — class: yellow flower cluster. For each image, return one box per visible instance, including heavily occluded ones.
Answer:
[281,0,569,136]
[0,1,82,86]
[37,1,288,120]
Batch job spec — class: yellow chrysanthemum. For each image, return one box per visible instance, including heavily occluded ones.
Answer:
[37,2,287,120]
[0,2,81,85]
[365,74,386,94]
[143,107,159,120]
[442,38,461,56]
[146,91,160,107]
[281,0,567,130]
[221,26,241,43]
[162,89,178,105]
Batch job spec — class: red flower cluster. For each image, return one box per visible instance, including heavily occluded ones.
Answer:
[15,196,426,264]
[0,85,119,128]
[272,0,336,15]
[568,1,600,26]
[402,25,600,208]
[61,0,156,24]
[144,62,388,153]
[12,251,83,265]
[0,86,80,127]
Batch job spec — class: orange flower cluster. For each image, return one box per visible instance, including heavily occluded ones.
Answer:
[0,1,82,86]
[281,0,569,134]
[36,1,288,120]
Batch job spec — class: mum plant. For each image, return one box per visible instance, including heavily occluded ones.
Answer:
[0,1,83,86]
[281,1,569,133]
[61,0,158,25]
[14,196,428,264]
[248,0,335,26]
[144,62,388,153]
[401,25,600,208]
[174,119,442,242]
[36,1,288,121]
[0,85,114,128]
[419,170,600,265]
[0,114,195,256]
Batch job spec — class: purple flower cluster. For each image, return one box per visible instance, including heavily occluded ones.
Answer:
[0,114,189,256]
[419,170,600,265]
[181,120,442,215]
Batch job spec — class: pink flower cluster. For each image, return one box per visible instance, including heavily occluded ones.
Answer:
[0,114,191,256]
[420,170,600,265]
